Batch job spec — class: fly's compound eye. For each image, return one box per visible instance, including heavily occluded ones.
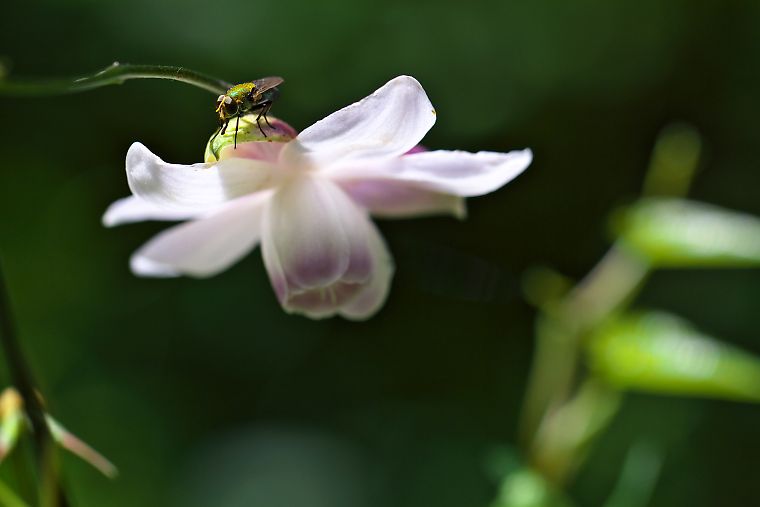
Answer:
[218,95,238,116]
[224,101,239,116]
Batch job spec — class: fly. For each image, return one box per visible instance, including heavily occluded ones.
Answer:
[211,76,283,150]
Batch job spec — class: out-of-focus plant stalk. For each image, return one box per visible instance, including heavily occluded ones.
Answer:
[0,61,231,504]
[0,62,230,96]
[642,123,701,198]
[519,243,650,484]
[0,261,68,507]
[518,123,702,486]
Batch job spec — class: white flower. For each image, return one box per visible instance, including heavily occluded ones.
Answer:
[103,76,532,320]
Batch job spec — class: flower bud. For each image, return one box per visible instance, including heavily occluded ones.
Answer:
[204,115,297,163]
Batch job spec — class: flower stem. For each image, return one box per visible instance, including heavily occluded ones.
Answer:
[0,62,231,96]
[0,259,68,507]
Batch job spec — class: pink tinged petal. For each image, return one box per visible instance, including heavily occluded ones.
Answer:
[337,179,466,219]
[405,144,428,155]
[227,116,297,142]
[263,215,392,320]
[220,141,288,164]
[285,282,364,320]
[265,176,372,291]
[130,193,270,278]
[260,213,289,303]
[261,177,376,319]
[339,220,394,321]
[102,196,206,227]
[126,142,276,211]
[270,118,299,139]
[288,76,436,167]
[331,149,532,197]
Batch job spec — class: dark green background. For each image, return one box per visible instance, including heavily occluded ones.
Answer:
[2,1,760,505]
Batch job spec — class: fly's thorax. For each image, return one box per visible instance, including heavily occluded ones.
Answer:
[227,82,256,100]
[216,83,258,119]
[204,115,297,163]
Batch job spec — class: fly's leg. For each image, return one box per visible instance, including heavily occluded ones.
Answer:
[262,102,274,129]
[254,101,273,137]
[234,114,241,149]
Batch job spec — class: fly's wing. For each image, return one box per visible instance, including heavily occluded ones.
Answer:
[252,76,284,93]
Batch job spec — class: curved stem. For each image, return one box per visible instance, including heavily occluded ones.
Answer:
[0,62,231,96]
[0,259,68,506]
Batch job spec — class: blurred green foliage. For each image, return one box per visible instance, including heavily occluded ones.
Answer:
[2,1,760,506]
[491,467,573,507]
[0,389,23,464]
[589,312,760,401]
[618,199,760,267]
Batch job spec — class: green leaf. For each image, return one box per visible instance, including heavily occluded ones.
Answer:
[588,311,760,402]
[616,198,760,267]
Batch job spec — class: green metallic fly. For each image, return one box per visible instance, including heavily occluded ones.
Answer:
[212,76,284,149]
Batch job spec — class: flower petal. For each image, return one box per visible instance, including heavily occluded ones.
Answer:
[262,211,386,320]
[130,193,270,278]
[286,76,436,167]
[102,196,206,227]
[284,282,365,320]
[126,142,276,211]
[339,221,394,321]
[263,176,371,293]
[337,179,466,219]
[330,149,532,197]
